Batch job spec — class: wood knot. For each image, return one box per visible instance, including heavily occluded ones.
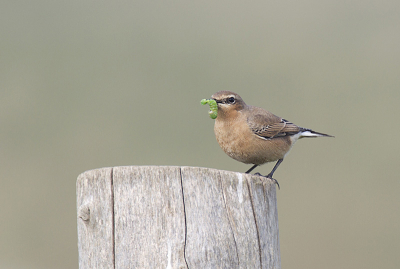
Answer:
[78,204,91,222]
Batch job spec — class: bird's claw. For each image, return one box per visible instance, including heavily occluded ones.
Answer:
[254,173,280,190]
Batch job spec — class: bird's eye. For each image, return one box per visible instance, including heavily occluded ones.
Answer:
[227,97,235,104]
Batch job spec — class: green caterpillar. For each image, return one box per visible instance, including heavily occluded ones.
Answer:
[201,99,218,119]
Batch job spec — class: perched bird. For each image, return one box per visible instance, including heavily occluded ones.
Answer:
[210,91,333,187]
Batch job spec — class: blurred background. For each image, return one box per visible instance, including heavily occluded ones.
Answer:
[1,1,399,268]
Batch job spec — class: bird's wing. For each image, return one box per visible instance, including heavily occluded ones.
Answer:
[247,113,301,139]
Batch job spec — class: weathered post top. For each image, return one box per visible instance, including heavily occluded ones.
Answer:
[77,166,280,269]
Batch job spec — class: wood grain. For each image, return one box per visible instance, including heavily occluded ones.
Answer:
[77,167,114,269]
[77,166,280,269]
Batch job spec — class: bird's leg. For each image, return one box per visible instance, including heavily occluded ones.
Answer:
[245,164,258,174]
[246,161,283,189]
[266,159,283,179]
[256,159,284,189]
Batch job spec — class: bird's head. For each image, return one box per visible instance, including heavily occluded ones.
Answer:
[211,91,246,117]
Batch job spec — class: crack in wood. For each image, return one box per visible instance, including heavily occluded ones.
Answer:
[179,168,190,269]
[111,167,115,269]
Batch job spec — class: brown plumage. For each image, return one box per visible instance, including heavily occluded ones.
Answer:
[211,91,333,187]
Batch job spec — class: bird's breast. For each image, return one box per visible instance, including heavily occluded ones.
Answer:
[214,116,292,165]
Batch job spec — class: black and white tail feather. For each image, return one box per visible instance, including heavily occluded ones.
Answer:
[297,128,334,138]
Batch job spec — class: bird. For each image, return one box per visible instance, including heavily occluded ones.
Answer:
[210,91,333,188]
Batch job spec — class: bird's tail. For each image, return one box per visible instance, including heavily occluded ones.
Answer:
[299,129,334,138]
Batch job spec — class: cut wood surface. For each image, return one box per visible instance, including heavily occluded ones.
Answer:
[77,166,280,269]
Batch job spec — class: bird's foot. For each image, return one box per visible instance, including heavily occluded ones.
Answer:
[254,173,280,190]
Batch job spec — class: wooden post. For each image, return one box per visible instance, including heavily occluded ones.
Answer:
[77,166,281,269]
